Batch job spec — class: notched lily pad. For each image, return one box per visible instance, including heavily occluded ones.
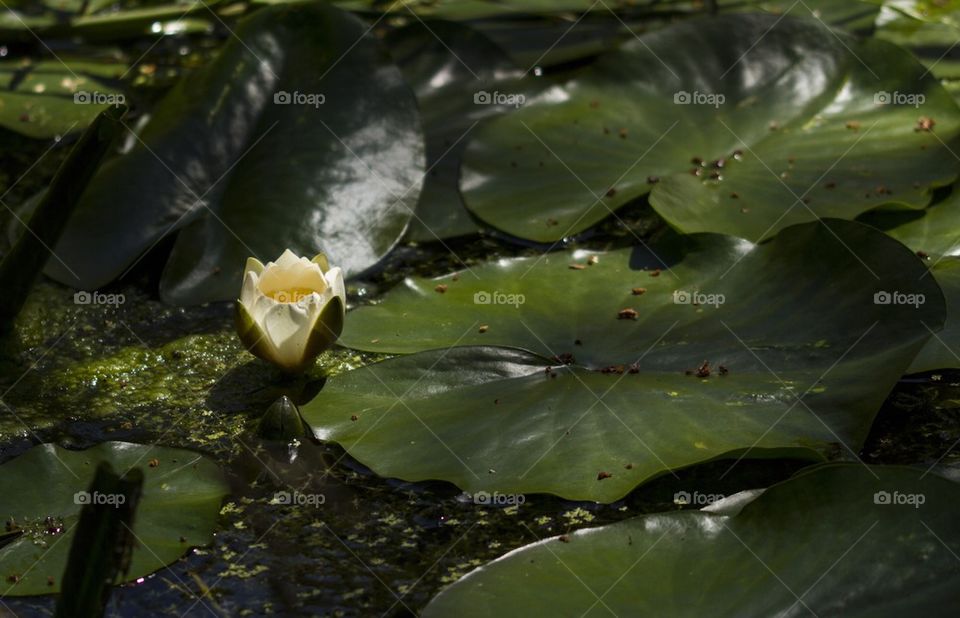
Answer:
[423,464,960,617]
[0,442,228,596]
[313,220,945,501]
[460,13,960,242]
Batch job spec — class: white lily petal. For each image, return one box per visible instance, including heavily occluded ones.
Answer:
[274,249,301,268]
[324,267,346,304]
[261,301,315,368]
[240,270,260,310]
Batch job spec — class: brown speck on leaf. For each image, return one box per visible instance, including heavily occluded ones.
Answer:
[624,463,634,470]
[212,266,221,275]
[917,250,929,259]
[597,471,613,480]
[18,114,29,122]
[434,284,448,294]
[558,535,570,543]
[452,273,460,282]
[627,363,640,374]
[494,399,500,405]
[589,100,600,108]
[350,414,358,421]
[768,121,780,131]
[179,536,188,543]
[618,128,628,139]
[719,365,729,376]
[603,127,610,135]
[690,167,702,177]
[825,181,836,189]
[148,458,160,468]
[631,287,647,295]
[47,576,55,586]
[845,120,861,131]
[915,116,935,132]
[649,269,661,277]
[478,325,489,334]
[600,365,625,375]
[605,187,616,197]
[709,171,721,180]
[569,263,586,270]
[695,361,711,378]
[647,175,659,184]
[730,192,739,199]
[574,339,583,346]
[691,156,704,166]
[552,352,575,365]
[7,575,19,584]
[546,218,559,227]
[617,308,638,320]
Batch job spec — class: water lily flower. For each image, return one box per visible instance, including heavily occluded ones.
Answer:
[235,249,345,373]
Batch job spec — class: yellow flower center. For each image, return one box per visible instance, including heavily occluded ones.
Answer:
[267,287,317,303]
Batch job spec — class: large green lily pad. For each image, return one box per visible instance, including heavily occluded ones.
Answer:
[460,13,960,242]
[41,2,424,304]
[0,442,228,596]
[423,464,960,617]
[0,58,126,139]
[312,220,944,501]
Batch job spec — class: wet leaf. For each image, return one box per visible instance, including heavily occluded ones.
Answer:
[423,464,960,616]
[0,442,228,596]
[460,13,960,242]
[311,220,944,501]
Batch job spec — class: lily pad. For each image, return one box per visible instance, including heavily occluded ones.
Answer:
[312,220,944,501]
[0,441,228,596]
[423,464,960,617]
[0,59,126,139]
[41,1,424,304]
[460,13,960,242]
